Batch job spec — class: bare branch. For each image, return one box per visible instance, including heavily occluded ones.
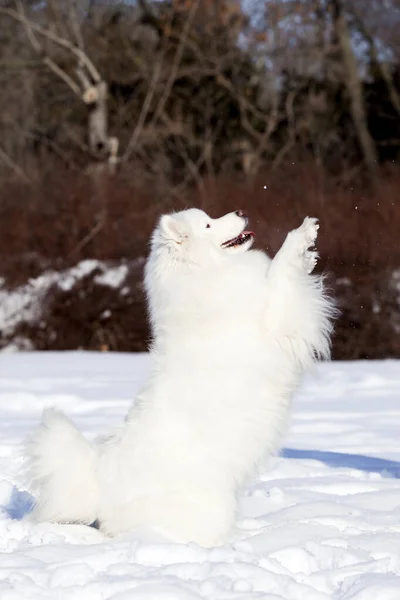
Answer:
[0,4,101,83]
[11,0,80,97]
[67,213,105,260]
[152,0,201,124]
[67,0,85,52]
[0,145,31,182]
[44,57,82,97]
[122,56,164,162]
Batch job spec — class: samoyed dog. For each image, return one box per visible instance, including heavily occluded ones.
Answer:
[26,209,335,547]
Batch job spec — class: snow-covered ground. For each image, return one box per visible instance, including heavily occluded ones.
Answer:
[1,353,400,600]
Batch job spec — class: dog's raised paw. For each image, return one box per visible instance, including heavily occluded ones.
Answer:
[299,217,319,248]
[285,217,319,273]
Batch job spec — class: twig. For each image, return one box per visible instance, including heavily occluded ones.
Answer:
[67,214,105,259]
[0,146,31,182]
[122,55,164,162]
[68,0,85,52]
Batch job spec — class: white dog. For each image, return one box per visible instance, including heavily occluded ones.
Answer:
[26,209,335,547]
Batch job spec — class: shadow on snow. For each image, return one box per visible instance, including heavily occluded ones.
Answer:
[3,486,35,520]
[282,448,400,478]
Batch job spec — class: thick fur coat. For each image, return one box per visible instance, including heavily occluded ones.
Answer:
[26,209,336,547]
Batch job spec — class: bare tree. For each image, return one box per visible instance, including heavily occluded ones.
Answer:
[329,0,378,182]
[1,0,398,187]
[0,1,118,173]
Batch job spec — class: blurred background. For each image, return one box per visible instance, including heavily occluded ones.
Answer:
[0,0,399,359]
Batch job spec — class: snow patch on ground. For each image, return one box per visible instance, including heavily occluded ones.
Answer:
[57,260,101,291]
[0,261,129,348]
[94,265,129,289]
[1,354,400,599]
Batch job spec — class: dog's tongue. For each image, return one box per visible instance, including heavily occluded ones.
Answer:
[222,230,256,248]
[240,231,255,239]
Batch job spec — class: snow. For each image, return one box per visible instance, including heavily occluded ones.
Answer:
[0,261,130,349]
[1,353,400,599]
[94,265,129,289]
[57,260,102,292]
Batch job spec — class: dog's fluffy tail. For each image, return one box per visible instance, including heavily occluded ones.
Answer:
[26,408,99,525]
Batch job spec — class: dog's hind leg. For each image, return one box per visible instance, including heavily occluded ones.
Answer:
[26,408,99,525]
[264,217,336,367]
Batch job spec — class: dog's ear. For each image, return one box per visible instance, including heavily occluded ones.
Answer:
[159,214,186,245]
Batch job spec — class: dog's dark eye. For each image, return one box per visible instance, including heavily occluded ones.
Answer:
[206,224,211,229]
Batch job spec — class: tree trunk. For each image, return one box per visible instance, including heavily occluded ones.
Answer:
[331,0,378,182]
[83,81,109,156]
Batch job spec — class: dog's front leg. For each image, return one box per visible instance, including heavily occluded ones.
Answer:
[262,217,333,366]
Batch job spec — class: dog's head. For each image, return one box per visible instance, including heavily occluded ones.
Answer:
[151,208,255,265]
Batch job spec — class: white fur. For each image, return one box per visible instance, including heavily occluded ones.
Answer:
[26,209,336,547]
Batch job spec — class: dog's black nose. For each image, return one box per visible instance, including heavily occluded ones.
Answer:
[235,210,246,218]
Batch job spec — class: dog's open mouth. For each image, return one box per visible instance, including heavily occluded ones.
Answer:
[221,230,255,249]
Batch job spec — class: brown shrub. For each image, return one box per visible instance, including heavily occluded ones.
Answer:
[333,269,400,360]
[14,261,148,353]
